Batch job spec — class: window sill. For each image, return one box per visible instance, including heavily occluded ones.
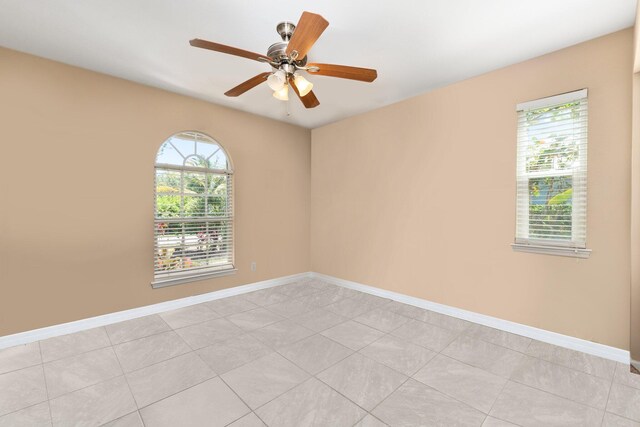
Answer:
[151,268,237,289]
[511,243,591,259]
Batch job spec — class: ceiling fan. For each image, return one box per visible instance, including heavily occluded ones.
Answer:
[189,11,377,109]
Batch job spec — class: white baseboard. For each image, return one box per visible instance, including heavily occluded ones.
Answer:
[1,270,630,365]
[312,272,630,364]
[0,272,311,350]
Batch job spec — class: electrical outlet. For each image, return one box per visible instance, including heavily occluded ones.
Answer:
[251,262,257,272]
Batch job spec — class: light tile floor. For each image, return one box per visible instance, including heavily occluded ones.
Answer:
[0,278,638,426]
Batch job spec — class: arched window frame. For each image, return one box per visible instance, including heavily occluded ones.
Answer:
[152,131,235,288]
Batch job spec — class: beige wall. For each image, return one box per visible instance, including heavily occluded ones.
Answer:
[632,71,640,361]
[0,47,311,336]
[632,6,640,362]
[311,29,632,350]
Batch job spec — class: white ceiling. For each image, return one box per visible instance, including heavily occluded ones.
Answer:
[0,0,636,128]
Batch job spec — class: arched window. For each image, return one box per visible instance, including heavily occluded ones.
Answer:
[153,131,234,287]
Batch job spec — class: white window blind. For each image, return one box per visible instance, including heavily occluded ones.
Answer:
[513,89,590,258]
[153,131,235,287]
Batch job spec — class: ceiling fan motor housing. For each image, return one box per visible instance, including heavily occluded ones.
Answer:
[268,22,307,70]
[267,42,289,62]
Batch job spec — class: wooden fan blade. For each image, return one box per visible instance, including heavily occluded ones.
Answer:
[225,72,270,97]
[286,12,329,59]
[190,39,270,62]
[289,77,320,108]
[307,63,377,82]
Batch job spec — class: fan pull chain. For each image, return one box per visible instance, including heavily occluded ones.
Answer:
[285,92,291,117]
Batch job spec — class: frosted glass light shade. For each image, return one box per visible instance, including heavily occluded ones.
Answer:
[294,74,313,96]
[273,84,289,101]
[267,71,286,91]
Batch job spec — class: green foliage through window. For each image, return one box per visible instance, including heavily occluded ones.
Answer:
[520,100,583,241]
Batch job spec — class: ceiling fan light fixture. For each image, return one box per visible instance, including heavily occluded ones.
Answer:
[267,70,286,91]
[294,74,313,97]
[189,11,377,109]
[273,84,289,101]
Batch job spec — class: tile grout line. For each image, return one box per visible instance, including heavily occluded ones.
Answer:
[0,361,43,377]
[507,374,611,412]
[221,412,260,427]
[128,339,231,413]
[364,373,414,420]
[40,340,113,365]
[108,327,174,348]
[121,345,196,377]
[352,413,389,427]
[349,305,414,335]
[407,358,504,418]
[309,372,376,418]
[600,391,613,425]
[215,374,258,426]
[96,411,142,427]
[163,310,226,338]
[274,333,352,375]
[132,373,221,413]
[604,412,640,425]
[483,375,514,426]
[519,348,617,381]
[116,330,194,371]
[138,410,149,427]
[218,361,318,423]
[281,333,351,372]
[37,340,54,426]
[437,326,614,414]
[0,401,52,423]
[354,333,432,379]
[104,327,140,424]
[600,364,618,427]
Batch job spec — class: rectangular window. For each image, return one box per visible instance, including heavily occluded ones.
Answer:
[512,89,591,258]
[154,169,235,286]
